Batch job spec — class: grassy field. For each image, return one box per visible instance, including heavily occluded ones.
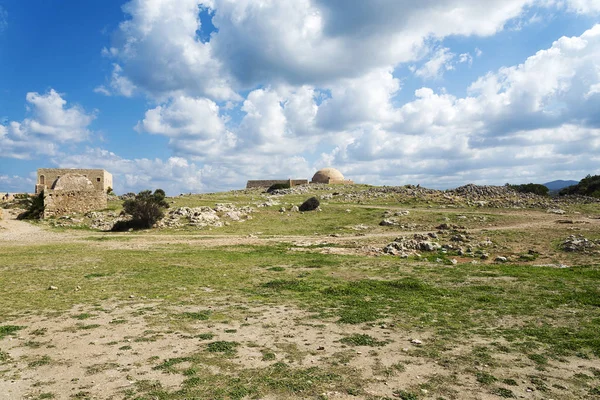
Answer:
[1,187,599,399]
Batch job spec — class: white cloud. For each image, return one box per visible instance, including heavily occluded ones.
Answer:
[414,47,456,80]
[0,6,7,33]
[316,68,400,130]
[564,0,600,13]
[0,90,96,159]
[102,0,547,97]
[459,53,474,66]
[136,96,225,138]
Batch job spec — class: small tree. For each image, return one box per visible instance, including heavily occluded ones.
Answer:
[299,196,320,212]
[115,189,169,230]
[17,192,45,220]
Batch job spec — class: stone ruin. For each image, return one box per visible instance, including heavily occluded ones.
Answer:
[40,172,109,219]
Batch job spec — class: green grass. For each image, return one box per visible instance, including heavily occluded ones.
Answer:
[0,325,23,339]
[206,341,239,355]
[340,334,387,347]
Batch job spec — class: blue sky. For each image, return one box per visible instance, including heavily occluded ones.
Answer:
[1,0,600,195]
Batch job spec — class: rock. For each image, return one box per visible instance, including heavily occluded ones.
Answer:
[48,285,58,290]
[450,259,458,265]
[279,207,286,213]
[547,208,566,215]
[411,339,422,345]
[495,256,508,263]
[380,219,399,226]
[291,205,300,212]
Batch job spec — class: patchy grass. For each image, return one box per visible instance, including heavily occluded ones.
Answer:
[0,325,23,339]
[1,190,600,399]
[206,341,239,355]
[340,334,387,347]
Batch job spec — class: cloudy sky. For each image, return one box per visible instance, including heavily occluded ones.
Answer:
[1,0,600,194]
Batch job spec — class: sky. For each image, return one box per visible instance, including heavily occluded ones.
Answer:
[1,0,600,195]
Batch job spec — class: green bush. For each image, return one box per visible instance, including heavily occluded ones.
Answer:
[17,192,44,220]
[299,197,320,212]
[508,183,549,196]
[559,175,600,198]
[112,189,168,231]
[267,182,290,193]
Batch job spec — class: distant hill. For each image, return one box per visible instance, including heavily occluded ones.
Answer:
[543,180,579,191]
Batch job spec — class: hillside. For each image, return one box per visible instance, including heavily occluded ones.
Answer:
[543,180,579,191]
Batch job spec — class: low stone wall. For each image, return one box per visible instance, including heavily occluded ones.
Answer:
[246,180,289,189]
[328,179,354,185]
[246,179,309,189]
[290,179,309,186]
[43,189,107,219]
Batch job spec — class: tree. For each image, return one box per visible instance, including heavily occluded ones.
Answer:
[114,189,169,230]
[17,192,45,220]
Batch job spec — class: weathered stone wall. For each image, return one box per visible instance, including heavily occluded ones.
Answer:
[43,189,107,219]
[328,179,354,185]
[37,169,113,194]
[290,179,309,186]
[246,179,310,189]
[246,180,289,189]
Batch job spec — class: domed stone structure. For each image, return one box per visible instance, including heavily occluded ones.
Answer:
[311,168,354,185]
[52,174,95,191]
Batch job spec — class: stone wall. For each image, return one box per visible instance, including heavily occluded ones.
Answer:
[290,179,309,186]
[37,169,113,194]
[328,179,355,185]
[43,189,107,219]
[246,180,289,189]
[246,179,309,189]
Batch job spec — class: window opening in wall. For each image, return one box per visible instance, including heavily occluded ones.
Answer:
[40,175,45,185]
[97,178,101,182]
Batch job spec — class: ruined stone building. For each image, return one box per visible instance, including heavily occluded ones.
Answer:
[36,169,112,195]
[310,168,354,185]
[35,169,112,218]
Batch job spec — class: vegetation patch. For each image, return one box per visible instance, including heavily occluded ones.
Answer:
[0,325,24,339]
[206,341,239,355]
[340,334,387,347]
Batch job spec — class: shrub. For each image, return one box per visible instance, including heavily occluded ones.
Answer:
[509,183,549,196]
[267,182,290,193]
[560,175,600,198]
[17,192,45,220]
[299,196,320,212]
[106,186,114,195]
[112,189,169,231]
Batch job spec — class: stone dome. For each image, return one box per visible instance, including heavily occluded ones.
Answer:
[52,174,95,191]
[311,168,345,184]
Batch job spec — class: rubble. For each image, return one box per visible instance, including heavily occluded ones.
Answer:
[561,235,600,253]
[383,233,442,256]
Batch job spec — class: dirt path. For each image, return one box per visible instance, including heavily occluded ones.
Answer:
[0,209,79,245]
[2,207,598,250]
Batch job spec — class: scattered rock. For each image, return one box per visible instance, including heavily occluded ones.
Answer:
[547,208,566,215]
[495,256,508,263]
[48,285,58,291]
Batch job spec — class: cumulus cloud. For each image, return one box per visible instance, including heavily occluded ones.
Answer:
[414,47,456,80]
[0,90,96,159]
[319,25,600,185]
[101,0,548,97]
